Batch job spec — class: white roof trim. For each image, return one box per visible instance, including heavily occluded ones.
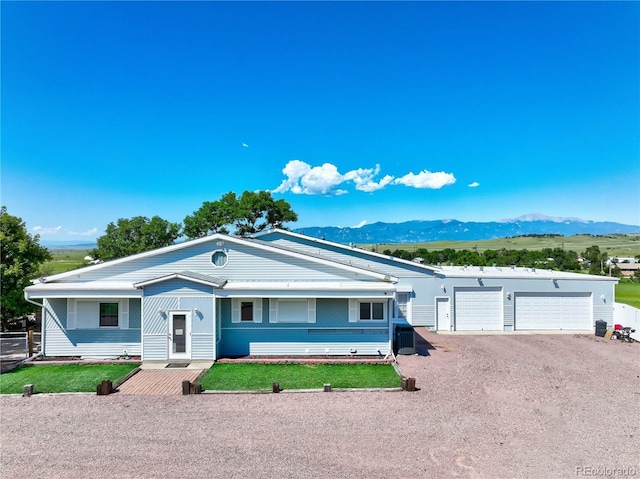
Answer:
[223,281,397,291]
[255,228,441,273]
[25,282,141,299]
[217,281,396,299]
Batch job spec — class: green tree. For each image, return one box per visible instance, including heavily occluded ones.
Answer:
[91,216,181,261]
[0,206,52,330]
[183,199,233,238]
[234,190,297,235]
[583,245,607,275]
[184,190,298,238]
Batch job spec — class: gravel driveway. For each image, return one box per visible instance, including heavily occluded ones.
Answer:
[1,329,638,479]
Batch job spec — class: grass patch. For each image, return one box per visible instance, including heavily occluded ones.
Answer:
[198,363,401,391]
[0,364,139,394]
[615,281,640,309]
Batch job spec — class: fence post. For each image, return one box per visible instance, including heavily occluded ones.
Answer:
[28,330,34,357]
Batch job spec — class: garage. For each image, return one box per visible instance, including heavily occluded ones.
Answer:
[454,287,503,331]
[514,292,592,330]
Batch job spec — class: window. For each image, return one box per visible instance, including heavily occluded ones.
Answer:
[240,301,253,321]
[100,303,119,327]
[268,299,316,324]
[232,298,262,323]
[212,250,228,267]
[359,302,385,321]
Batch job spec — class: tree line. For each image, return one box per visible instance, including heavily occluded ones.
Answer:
[90,190,297,261]
[379,244,637,277]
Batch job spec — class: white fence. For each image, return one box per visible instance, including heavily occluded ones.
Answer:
[613,302,640,341]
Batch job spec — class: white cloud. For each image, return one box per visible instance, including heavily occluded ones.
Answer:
[353,220,368,228]
[32,225,98,237]
[393,170,456,189]
[242,143,249,148]
[68,227,99,237]
[273,161,456,195]
[344,164,395,193]
[468,181,480,188]
[33,225,62,235]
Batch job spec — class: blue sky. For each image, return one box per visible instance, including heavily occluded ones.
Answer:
[2,1,639,242]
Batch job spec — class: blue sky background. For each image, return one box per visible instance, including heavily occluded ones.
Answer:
[2,1,639,241]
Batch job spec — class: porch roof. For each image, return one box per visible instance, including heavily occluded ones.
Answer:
[133,271,227,288]
[25,281,142,299]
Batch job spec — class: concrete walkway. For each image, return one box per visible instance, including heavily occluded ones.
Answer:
[116,362,213,395]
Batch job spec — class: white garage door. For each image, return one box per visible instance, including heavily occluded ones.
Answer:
[454,287,503,331]
[515,293,592,330]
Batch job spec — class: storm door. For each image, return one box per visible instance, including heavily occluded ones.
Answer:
[169,312,191,360]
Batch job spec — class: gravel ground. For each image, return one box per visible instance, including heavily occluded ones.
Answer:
[1,330,639,479]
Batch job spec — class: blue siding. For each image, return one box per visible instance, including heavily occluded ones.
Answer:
[129,298,142,329]
[143,279,213,297]
[218,298,391,357]
[43,298,141,358]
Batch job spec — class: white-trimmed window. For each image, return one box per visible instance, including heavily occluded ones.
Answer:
[349,299,387,322]
[100,303,119,327]
[232,298,262,323]
[211,250,228,267]
[67,299,129,330]
[269,299,316,323]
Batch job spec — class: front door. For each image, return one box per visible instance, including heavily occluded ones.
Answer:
[436,297,450,332]
[169,312,191,360]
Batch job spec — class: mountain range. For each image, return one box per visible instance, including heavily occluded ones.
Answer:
[293,214,640,244]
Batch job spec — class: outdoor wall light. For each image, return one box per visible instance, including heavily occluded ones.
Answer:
[440,284,445,290]
[600,295,605,301]
[158,309,164,316]
[194,308,199,315]
[506,292,511,300]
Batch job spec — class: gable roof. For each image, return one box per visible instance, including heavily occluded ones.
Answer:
[254,228,441,273]
[133,271,227,288]
[34,233,397,285]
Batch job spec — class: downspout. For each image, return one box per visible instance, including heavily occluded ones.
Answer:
[24,294,45,360]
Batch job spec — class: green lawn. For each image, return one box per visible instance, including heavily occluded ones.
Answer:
[0,364,139,394]
[198,363,401,391]
[615,281,640,309]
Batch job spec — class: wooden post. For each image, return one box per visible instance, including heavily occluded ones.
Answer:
[272,382,280,393]
[96,380,112,395]
[28,330,34,357]
[23,384,34,397]
[406,377,416,392]
[323,383,331,392]
[182,380,191,395]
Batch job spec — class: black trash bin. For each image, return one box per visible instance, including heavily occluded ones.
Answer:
[394,321,415,355]
[595,320,607,337]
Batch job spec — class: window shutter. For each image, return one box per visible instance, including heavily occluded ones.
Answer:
[120,299,129,329]
[67,299,76,330]
[254,299,262,323]
[308,298,316,323]
[232,298,240,323]
[348,299,358,323]
[269,299,277,323]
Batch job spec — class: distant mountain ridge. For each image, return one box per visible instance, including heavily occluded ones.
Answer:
[294,214,640,244]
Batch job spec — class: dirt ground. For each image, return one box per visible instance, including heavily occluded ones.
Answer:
[1,329,638,479]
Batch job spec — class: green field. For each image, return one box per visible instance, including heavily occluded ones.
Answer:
[42,248,92,275]
[360,234,640,257]
[615,281,640,309]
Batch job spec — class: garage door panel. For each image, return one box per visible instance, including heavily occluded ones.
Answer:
[454,287,503,331]
[515,293,591,330]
